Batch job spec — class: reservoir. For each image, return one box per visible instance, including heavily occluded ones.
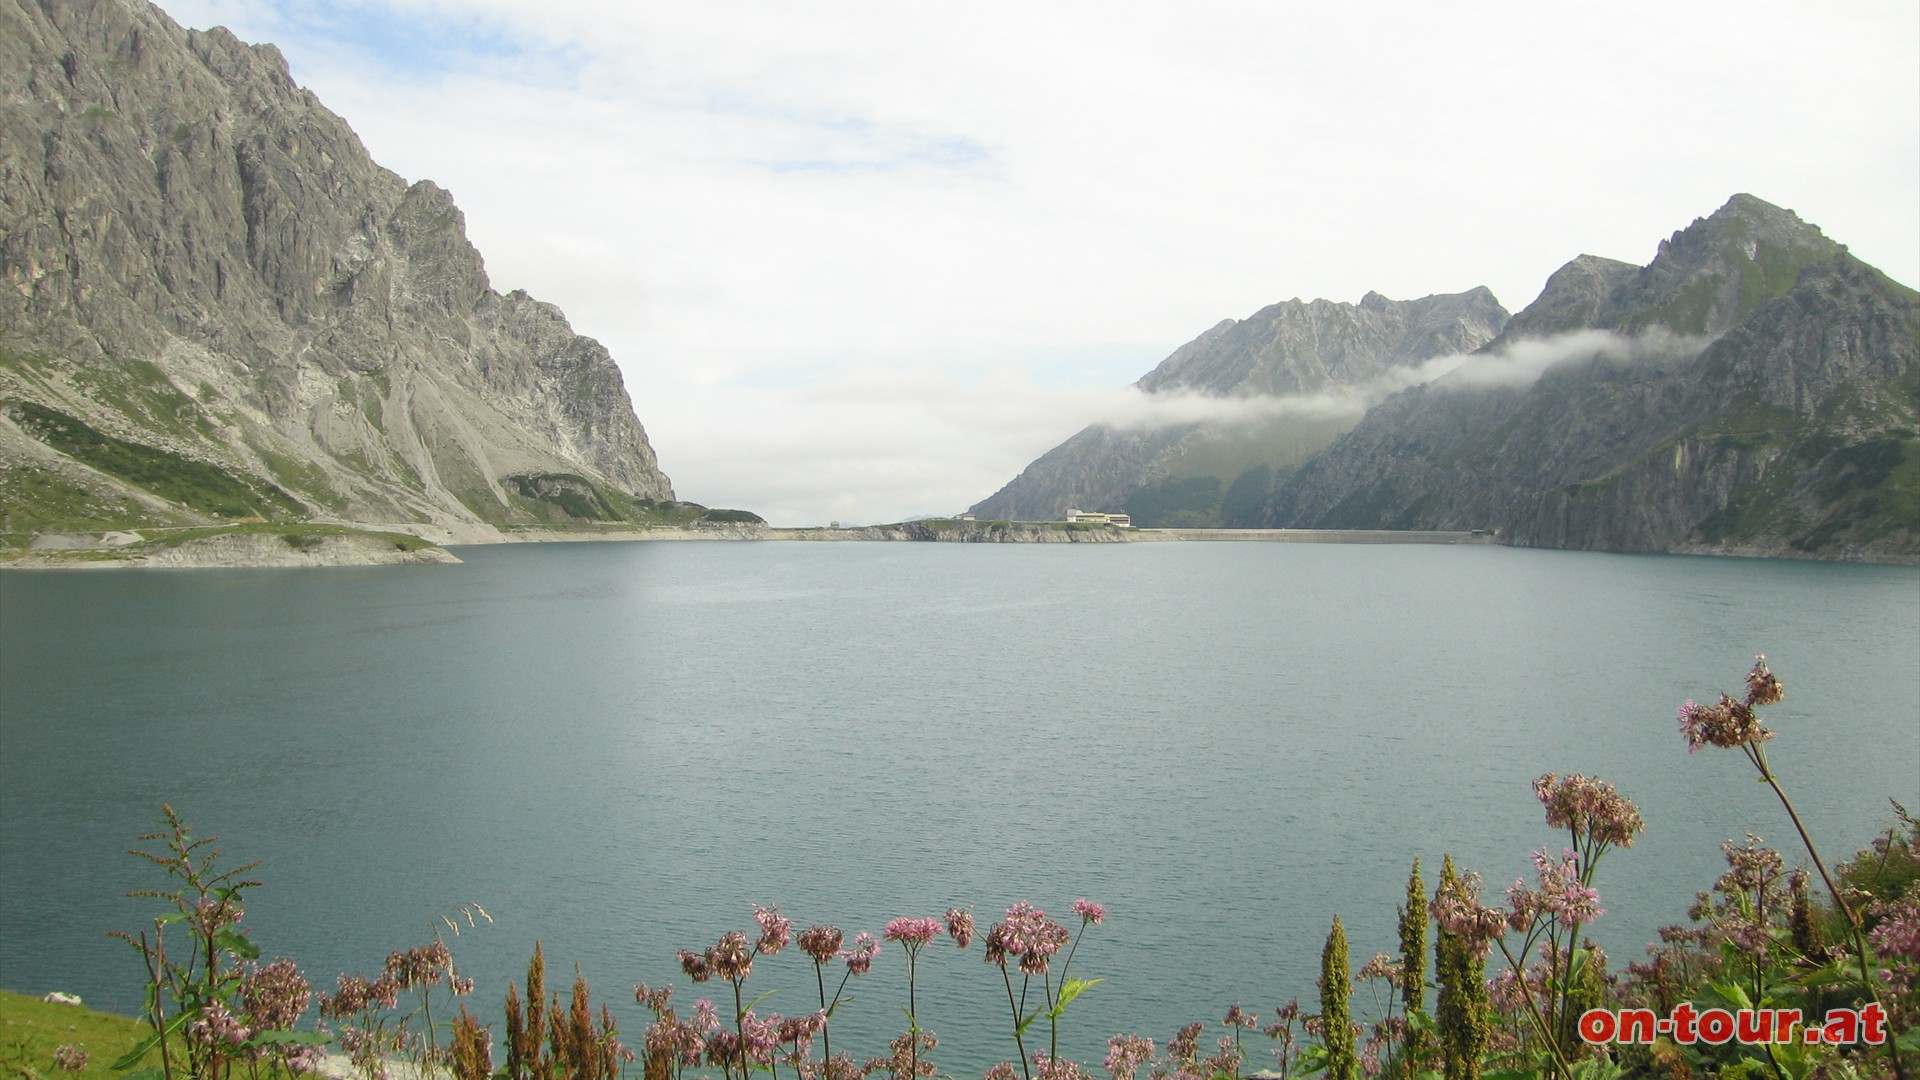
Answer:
[2,541,1915,1071]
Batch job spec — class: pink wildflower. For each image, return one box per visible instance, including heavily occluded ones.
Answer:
[1103,1035,1154,1080]
[1871,897,1920,966]
[708,930,754,981]
[1203,1035,1242,1078]
[664,1018,706,1068]
[1717,834,1784,893]
[1869,896,1920,1031]
[945,908,975,948]
[983,922,1011,967]
[240,957,311,1032]
[189,1000,252,1051]
[1431,871,1507,956]
[1745,655,1783,706]
[1071,898,1106,925]
[52,1046,88,1073]
[883,917,943,947]
[193,894,242,939]
[383,941,452,990]
[999,901,1071,975]
[1533,773,1645,848]
[776,1010,828,1059]
[1506,848,1604,929]
[1678,694,1773,753]
[866,1030,937,1080]
[737,1011,782,1069]
[821,1052,866,1080]
[633,982,673,1015]
[1726,921,1772,961]
[1355,954,1402,983]
[1263,999,1299,1039]
[1166,1022,1202,1065]
[842,932,880,975]
[1680,654,1787,750]
[1033,1053,1093,1080]
[319,972,397,1017]
[799,925,845,964]
[678,949,713,983]
[754,905,794,956]
[1359,1039,1381,1079]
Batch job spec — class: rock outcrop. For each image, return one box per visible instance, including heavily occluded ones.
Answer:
[1257,196,1919,561]
[970,289,1509,524]
[0,0,674,538]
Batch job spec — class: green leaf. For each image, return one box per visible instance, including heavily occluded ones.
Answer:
[1694,979,1754,1012]
[1570,1060,1623,1080]
[1790,961,1860,989]
[111,1014,185,1070]
[109,1034,162,1071]
[1050,977,1101,1016]
[118,1068,165,1080]
[1482,1070,1542,1080]
[215,929,260,960]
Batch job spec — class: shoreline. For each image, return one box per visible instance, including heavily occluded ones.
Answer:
[0,520,1490,568]
[6,519,1912,568]
[0,527,461,570]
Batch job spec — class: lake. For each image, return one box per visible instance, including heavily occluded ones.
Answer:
[2,540,1915,1072]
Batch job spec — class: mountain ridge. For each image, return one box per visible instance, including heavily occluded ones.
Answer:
[975,194,1917,561]
[1256,197,1919,560]
[969,287,1510,525]
[0,0,685,542]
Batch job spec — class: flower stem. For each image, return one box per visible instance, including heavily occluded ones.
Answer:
[814,962,832,1063]
[1000,968,1031,1080]
[1749,743,1905,1080]
[1494,939,1573,1080]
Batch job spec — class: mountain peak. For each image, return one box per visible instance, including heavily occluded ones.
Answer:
[1712,191,1813,226]
[1486,255,1641,347]
[1658,193,1831,262]
[1489,194,1847,343]
[1134,289,1507,398]
[1617,194,1844,336]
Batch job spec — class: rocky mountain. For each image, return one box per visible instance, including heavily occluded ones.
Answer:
[969,289,1510,525]
[1257,195,1920,560]
[0,0,681,541]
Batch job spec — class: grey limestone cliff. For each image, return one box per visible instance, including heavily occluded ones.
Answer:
[0,0,674,537]
[970,288,1509,525]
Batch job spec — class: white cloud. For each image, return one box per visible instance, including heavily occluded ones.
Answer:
[156,0,1920,525]
[644,329,1707,526]
[1418,328,1711,391]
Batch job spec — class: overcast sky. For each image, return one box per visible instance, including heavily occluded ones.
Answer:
[164,0,1920,526]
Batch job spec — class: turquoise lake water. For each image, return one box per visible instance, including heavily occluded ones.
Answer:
[2,541,1915,1069]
